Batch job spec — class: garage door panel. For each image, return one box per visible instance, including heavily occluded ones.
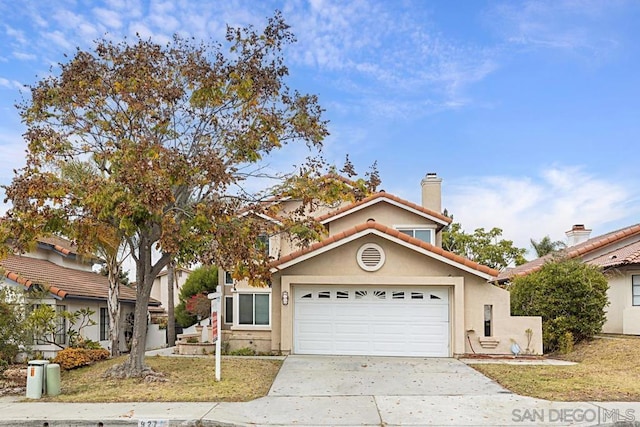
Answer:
[294,286,450,357]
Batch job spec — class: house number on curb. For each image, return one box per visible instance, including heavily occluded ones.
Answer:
[138,420,169,427]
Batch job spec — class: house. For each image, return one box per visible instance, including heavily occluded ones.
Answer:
[150,266,192,315]
[219,173,543,357]
[499,223,640,336]
[0,236,161,357]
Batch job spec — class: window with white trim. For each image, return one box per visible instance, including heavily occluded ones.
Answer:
[633,275,640,306]
[396,226,435,244]
[238,293,270,326]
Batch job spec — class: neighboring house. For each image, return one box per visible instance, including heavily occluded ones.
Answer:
[219,173,543,357]
[151,266,192,314]
[499,223,640,336]
[0,236,161,358]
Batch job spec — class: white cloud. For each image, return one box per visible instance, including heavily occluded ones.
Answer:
[13,52,36,61]
[444,166,638,257]
[93,7,124,29]
[0,77,24,90]
[488,0,622,58]
[5,25,27,45]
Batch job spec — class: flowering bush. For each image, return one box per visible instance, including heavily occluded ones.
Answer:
[185,293,210,320]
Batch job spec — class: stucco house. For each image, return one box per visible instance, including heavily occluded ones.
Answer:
[219,173,543,357]
[150,266,192,315]
[499,223,640,336]
[0,236,161,357]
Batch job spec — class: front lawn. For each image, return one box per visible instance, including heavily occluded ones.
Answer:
[43,355,282,402]
[472,336,640,401]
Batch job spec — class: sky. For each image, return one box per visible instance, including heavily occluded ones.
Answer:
[1,0,640,260]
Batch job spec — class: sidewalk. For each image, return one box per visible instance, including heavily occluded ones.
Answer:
[2,395,639,426]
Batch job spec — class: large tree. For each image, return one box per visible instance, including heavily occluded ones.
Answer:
[442,221,527,271]
[3,13,373,377]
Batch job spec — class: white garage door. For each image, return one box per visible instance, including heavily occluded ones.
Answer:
[294,286,450,357]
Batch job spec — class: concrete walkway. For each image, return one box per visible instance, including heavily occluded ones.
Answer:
[1,352,638,426]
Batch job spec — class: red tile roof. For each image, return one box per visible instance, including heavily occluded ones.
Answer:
[270,221,498,278]
[0,254,154,304]
[498,223,640,280]
[316,192,452,225]
[587,240,640,268]
[37,236,78,256]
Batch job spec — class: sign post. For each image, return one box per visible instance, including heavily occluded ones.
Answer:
[208,287,222,382]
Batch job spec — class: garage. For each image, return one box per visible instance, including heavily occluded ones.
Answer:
[293,285,450,357]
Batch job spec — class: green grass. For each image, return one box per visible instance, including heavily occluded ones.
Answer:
[42,355,282,402]
[472,336,640,401]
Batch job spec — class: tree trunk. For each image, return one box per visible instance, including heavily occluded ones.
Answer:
[115,234,170,378]
[167,260,176,347]
[107,255,121,357]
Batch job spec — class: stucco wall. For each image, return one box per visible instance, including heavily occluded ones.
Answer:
[327,203,439,236]
[151,268,190,309]
[603,267,640,335]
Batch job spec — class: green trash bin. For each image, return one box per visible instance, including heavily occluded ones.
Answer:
[46,363,61,396]
[26,360,49,399]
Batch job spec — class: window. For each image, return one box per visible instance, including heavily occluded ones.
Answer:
[484,305,493,337]
[256,234,270,257]
[238,293,269,326]
[224,296,233,324]
[397,227,434,244]
[633,275,640,306]
[100,307,109,341]
[55,305,67,345]
[224,271,234,285]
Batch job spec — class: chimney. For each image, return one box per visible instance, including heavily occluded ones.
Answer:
[421,172,442,213]
[565,224,592,247]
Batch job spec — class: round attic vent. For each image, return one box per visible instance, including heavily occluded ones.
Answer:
[357,243,385,272]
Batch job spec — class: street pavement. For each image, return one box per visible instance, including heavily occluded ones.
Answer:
[1,351,639,427]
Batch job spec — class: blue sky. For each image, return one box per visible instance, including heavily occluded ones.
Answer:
[1,0,639,258]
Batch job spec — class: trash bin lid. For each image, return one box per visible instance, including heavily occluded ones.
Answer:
[28,360,50,366]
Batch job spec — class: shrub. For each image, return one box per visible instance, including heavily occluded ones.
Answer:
[229,347,256,356]
[558,331,574,354]
[510,258,608,353]
[53,348,110,370]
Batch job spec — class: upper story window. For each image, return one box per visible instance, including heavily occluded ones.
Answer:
[633,275,640,306]
[256,234,270,257]
[224,271,234,285]
[396,226,435,244]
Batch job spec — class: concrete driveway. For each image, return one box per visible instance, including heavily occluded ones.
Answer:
[269,355,509,397]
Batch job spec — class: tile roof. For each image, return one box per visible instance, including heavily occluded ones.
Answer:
[0,254,154,304]
[315,192,452,225]
[497,223,640,280]
[37,236,79,256]
[588,240,640,268]
[270,221,498,278]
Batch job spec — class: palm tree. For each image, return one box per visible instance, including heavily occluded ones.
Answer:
[530,236,566,258]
